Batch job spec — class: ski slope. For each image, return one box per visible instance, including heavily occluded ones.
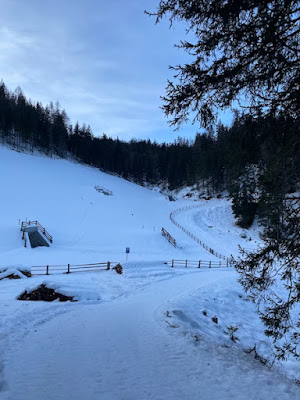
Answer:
[0,146,228,266]
[0,146,299,399]
[172,202,261,258]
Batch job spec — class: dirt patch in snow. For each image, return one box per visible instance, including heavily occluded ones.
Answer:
[0,268,31,280]
[18,284,76,302]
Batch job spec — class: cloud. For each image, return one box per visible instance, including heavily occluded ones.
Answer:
[0,1,204,143]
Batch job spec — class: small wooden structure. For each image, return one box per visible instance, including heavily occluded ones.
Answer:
[21,220,53,242]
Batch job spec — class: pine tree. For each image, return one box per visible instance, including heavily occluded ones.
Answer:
[148,1,300,128]
[236,197,300,360]
[150,0,300,362]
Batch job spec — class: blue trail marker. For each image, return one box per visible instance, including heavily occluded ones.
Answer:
[126,247,130,261]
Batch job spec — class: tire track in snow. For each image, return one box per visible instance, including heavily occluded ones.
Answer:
[3,270,299,400]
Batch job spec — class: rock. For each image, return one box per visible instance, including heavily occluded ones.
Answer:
[212,316,218,324]
[112,263,123,275]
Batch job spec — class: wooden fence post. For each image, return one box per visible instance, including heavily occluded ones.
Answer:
[209,261,211,268]
[107,261,111,270]
[185,259,188,268]
[171,259,174,268]
[46,265,49,275]
[198,260,201,269]
[67,264,70,274]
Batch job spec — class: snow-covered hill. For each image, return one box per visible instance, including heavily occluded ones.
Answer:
[0,147,221,266]
[0,146,261,266]
[0,146,299,399]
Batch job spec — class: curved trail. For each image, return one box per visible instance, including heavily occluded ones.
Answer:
[170,205,227,260]
[171,200,260,259]
[2,269,299,400]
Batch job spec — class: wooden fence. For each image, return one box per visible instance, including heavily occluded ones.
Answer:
[162,227,176,247]
[170,205,228,261]
[94,186,113,196]
[31,261,112,275]
[169,259,232,268]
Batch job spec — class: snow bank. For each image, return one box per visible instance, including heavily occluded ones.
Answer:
[0,265,31,280]
[18,281,101,302]
[167,275,299,381]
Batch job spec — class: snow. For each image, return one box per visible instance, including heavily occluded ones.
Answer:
[0,266,31,280]
[171,200,261,258]
[18,281,102,302]
[0,146,299,399]
[167,277,299,382]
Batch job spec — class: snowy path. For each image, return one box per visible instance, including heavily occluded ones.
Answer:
[2,270,299,400]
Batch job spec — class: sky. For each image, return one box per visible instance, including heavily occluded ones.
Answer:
[0,0,233,143]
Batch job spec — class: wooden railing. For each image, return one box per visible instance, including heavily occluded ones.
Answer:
[21,220,53,243]
[162,227,176,247]
[24,232,28,248]
[21,230,29,248]
[169,259,232,268]
[170,206,228,261]
[31,261,112,275]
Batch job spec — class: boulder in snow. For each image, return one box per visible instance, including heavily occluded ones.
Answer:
[112,263,123,275]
